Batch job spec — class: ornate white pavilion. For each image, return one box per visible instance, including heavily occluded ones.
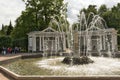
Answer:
[27,27,66,53]
[27,27,118,56]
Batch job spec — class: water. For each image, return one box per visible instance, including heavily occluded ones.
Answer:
[51,12,113,57]
[37,57,120,75]
[2,56,120,75]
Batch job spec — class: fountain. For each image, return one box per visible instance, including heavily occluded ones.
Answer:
[51,12,116,65]
[1,12,120,79]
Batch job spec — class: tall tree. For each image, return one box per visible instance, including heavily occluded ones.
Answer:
[22,0,65,30]
[0,24,5,35]
[11,0,67,50]
[87,5,97,14]
[101,3,120,29]
[76,5,97,29]
[6,21,13,35]
[98,4,108,16]
[80,5,97,19]
[0,24,8,36]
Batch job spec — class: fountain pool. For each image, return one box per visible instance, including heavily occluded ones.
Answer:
[2,56,120,76]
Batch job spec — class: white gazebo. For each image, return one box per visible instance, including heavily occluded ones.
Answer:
[27,27,66,52]
[77,28,118,56]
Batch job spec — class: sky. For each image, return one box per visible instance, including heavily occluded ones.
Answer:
[0,0,25,28]
[0,0,120,28]
[65,0,120,25]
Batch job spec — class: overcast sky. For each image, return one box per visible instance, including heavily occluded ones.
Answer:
[65,0,120,25]
[0,0,120,28]
[0,0,25,28]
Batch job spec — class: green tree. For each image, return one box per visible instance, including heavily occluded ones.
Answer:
[80,5,97,19]
[111,3,120,49]
[22,0,65,30]
[0,36,12,47]
[101,3,120,30]
[0,25,8,36]
[98,4,108,16]
[6,21,13,35]
[11,0,67,51]
[0,24,5,35]
[87,5,97,14]
[77,3,120,49]
[11,11,35,50]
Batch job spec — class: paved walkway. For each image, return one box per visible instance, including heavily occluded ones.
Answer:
[0,72,11,80]
[0,53,28,61]
[0,53,29,80]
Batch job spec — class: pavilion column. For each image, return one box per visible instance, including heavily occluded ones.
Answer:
[43,36,44,51]
[78,35,80,53]
[57,37,59,51]
[41,37,42,51]
[114,33,118,51]
[39,36,41,51]
[57,37,60,50]
[28,37,32,51]
[63,35,66,50]
[99,35,102,50]
[32,36,36,52]
[86,35,89,51]
[111,34,114,52]
[90,36,92,50]
[101,35,104,50]
[103,34,106,50]
[55,37,57,51]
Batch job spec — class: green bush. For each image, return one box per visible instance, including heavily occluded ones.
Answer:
[0,36,12,47]
[12,37,28,52]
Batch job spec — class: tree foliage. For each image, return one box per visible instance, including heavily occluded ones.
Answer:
[11,0,66,51]
[0,21,13,36]
[98,4,108,16]
[0,36,12,47]
[80,5,97,19]
[73,3,120,49]
[6,21,13,35]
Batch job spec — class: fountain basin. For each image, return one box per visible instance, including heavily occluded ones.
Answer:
[2,56,120,75]
[1,66,120,80]
[1,54,120,80]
